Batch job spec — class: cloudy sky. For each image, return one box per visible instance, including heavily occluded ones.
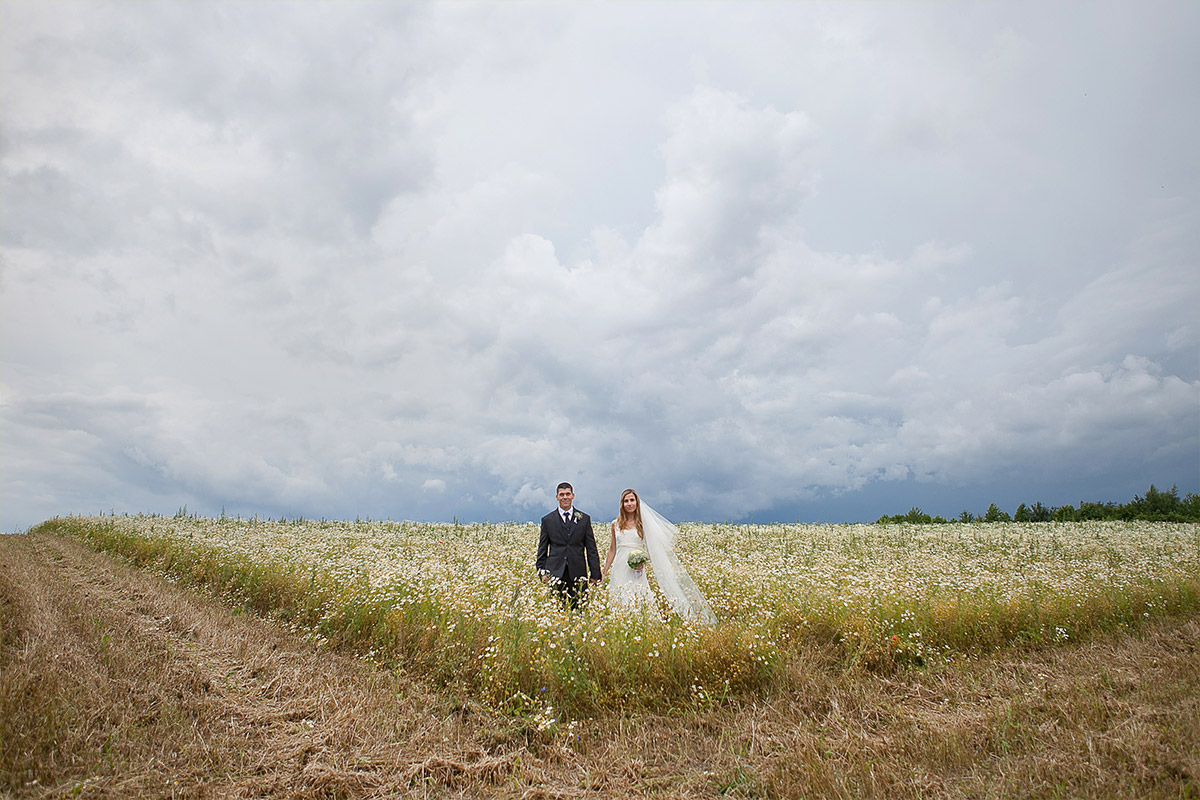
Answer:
[2,2,1197,531]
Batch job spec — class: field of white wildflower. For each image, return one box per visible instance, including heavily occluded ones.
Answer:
[35,515,1200,715]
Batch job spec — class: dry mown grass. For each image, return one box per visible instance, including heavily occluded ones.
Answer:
[1,532,1197,799]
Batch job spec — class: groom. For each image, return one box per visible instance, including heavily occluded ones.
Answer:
[536,482,602,609]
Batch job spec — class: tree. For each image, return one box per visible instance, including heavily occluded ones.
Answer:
[1078,501,1117,520]
[1052,504,1079,522]
[1126,484,1184,520]
[903,507,933,524]
[983,503,1011,522]
[1029,501,1053,522]
[875,484,1200,525]
[1186,492,1200,520]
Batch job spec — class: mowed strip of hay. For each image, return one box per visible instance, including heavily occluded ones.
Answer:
[0,534,540,798]
[2,531,1198,799]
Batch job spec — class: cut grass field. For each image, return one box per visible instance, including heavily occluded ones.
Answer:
[3,524,1198,798]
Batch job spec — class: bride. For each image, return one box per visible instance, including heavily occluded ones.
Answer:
[603,489,717,625]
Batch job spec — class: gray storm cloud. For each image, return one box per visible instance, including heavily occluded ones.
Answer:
[2,2,1197,530]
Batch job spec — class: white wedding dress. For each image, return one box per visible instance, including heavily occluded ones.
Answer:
[608,526,657,611]
[608,502,718,626]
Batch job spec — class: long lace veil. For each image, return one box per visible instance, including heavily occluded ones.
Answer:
[639,501,718,626]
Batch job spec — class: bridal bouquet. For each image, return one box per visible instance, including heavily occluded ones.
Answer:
[627,549,649,571]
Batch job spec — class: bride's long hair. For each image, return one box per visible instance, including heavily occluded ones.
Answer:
[618,488,644,539]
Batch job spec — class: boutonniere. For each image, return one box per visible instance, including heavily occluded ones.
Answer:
[572,511,582,523]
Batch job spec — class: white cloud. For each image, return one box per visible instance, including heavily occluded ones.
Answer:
[2,2,1197,530]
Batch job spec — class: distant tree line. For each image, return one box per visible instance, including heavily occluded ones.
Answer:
[876,484,1200,524]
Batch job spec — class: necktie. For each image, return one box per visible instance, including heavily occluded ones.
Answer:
[563,512,571,526]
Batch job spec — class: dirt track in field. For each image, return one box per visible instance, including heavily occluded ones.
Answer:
[0,534,564,799]
[2,532,1198,800]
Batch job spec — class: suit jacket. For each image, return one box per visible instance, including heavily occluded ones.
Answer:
[537,508,601,582]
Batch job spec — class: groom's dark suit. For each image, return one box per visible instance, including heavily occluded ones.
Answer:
[537,508,601,607]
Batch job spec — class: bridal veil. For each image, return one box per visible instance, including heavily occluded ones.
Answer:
[639,501,718,626]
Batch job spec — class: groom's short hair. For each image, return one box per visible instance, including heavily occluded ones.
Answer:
[556,482,573,493]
